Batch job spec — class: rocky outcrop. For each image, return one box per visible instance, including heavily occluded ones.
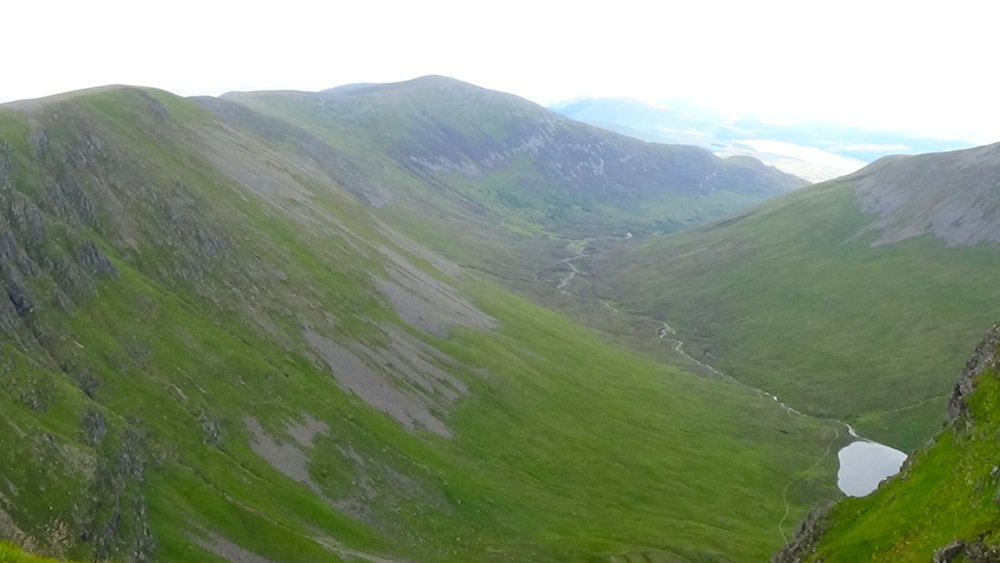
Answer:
[771,500,835,563]
[89,423,156,562]
[946,323,1000,430]
[932,538,1000,562]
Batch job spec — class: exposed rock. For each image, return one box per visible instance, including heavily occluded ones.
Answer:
[771,500,835,563]
[198,411,223,446]
[303,320,478,438]
[373,260,495,338]
[90,423,155,562]
[106,180,233,288]
[2,368,58,412]
[51,256,96,303]
[0,278,25,335]
[933,541,964,563]
[243,416,329,499]
[932,539,1000,563]
[0,141,13,184]
[81,409,107,447]
[3,192,47,252]
[964,541,1000,562]
[946,323,1000,430]
[285,414,327,449]
[192,530,274,563]
[49,177,99,229]
[76,240,117,278]
[2,272,36,319]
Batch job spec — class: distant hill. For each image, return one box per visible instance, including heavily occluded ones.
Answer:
[551,97,975,182]
[222,76,806,239]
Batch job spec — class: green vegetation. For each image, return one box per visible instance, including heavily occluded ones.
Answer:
[0,84,838,561]
[807,336,1000,561]
[595,180,1000,450]
[0,543,58,563]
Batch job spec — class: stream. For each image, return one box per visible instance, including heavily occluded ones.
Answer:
[553,237,907,499]
[658,321,906,498]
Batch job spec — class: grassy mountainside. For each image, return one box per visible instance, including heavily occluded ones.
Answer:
[592,147,1000,451]
[0,85,838,562]
[0,542,56,563]
[775,324,1000,562]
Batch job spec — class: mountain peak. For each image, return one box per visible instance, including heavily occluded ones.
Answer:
[1,84,166,111]
[322,75,487,98]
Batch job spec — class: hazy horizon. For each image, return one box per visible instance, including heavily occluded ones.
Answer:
[5,0,1000,145]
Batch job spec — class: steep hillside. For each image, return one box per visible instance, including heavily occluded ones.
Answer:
[775,323,1000,562]
[591,144,1000,451]
[855,143,1000,245]
[220,76,804,240]
[0,85,839,562]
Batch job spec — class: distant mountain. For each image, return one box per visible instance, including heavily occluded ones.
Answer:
[591,142,1000,451]
[222,76,806,239]
[551,97,975,182]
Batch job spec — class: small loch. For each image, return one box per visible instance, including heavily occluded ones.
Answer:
[836,440,908,497]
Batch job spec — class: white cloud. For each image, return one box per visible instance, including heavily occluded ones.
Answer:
[719,140,868,183]
[3,0,1000,144]
[825,144,912,154]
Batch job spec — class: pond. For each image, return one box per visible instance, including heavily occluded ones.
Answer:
[837,440,908,497]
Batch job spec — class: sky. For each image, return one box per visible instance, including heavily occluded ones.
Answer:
[4,0,1000,144]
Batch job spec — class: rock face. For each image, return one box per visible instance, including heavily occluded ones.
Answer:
[946,322,1000,430]
[771,500,835,563]
[854,142,1000,246]
[932,539,1000,562]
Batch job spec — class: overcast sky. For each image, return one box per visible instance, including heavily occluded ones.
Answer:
[4,0,998,143]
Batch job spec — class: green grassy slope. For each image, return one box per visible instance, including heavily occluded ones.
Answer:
[592,178,1000,451]
[785,325,1000,562]
[0,542,57,563]
[0,87,839,562]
